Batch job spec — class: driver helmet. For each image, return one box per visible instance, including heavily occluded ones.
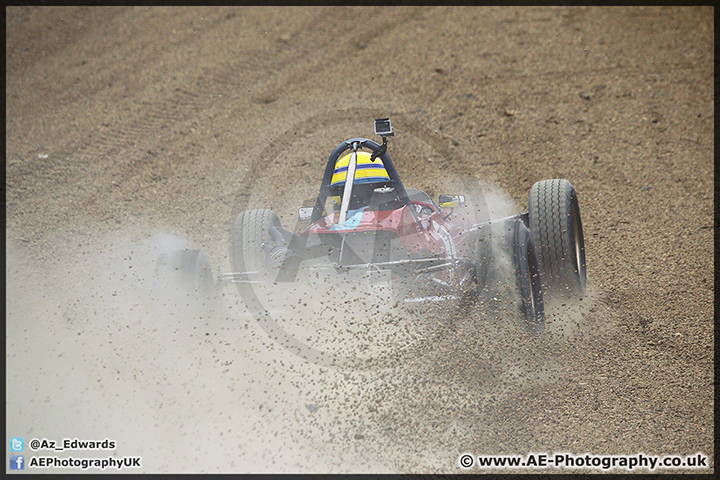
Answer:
[330,151,391,209]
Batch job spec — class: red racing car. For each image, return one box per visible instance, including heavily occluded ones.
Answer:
[156,118,587,338]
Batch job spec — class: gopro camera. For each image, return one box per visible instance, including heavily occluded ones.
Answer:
[374,118,393,137]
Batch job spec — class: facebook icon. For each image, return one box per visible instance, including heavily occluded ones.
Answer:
[10,455,24,470]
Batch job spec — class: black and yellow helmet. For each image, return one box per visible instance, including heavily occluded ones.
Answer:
[330,151,391,188]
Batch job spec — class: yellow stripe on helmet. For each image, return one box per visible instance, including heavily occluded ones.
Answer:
[331,151,391,187]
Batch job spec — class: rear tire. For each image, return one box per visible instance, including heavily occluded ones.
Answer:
[232,209,282,280]
[511,219,545,333]
[483,218,545,333]
[473,222,494,302]
[529,179,587,298]
[153,249,217,318]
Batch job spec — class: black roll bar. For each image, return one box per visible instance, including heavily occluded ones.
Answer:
[311,138,422,227]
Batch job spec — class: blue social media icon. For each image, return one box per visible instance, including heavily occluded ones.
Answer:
[10,437,24,452]
[10,455,24,470]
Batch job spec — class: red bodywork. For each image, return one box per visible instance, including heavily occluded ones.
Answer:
[304,203,473,263]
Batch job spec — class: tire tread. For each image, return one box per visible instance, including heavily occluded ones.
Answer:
[529,179,586,295]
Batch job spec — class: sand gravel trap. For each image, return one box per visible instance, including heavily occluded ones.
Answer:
[6,6,713,474]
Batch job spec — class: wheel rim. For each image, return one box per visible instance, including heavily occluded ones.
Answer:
[571,199,585,287]
[573,210,581,272]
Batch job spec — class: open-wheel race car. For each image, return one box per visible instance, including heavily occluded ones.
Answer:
[155,118,587,344]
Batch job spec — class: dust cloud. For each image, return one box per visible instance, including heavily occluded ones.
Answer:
[7,177,600,474]
[6,227,392,473]
[6,176,605,473]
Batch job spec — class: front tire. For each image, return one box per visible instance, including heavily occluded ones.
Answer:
[528,179,587,298]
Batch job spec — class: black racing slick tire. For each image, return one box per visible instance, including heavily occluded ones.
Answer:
[511,219,545,333]
[232,209,282,280]
[473,222,494,302]
[528,179,587,298]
